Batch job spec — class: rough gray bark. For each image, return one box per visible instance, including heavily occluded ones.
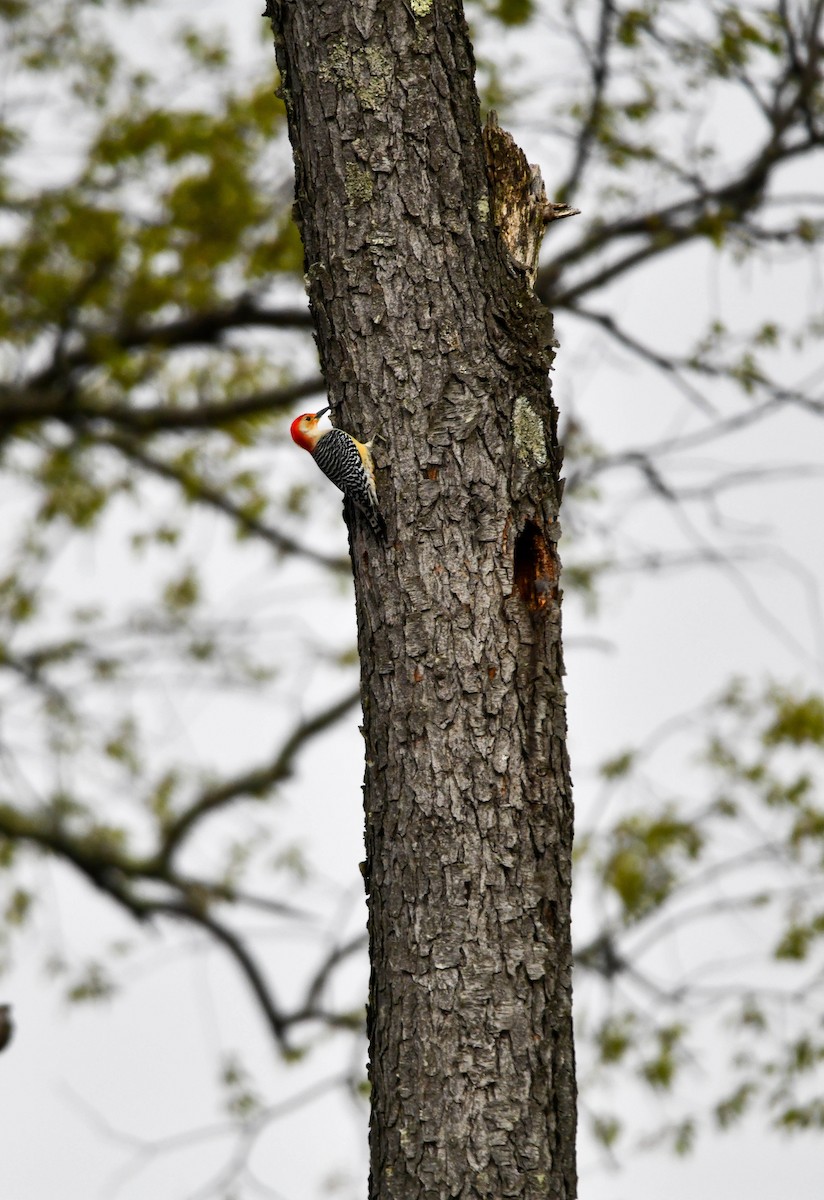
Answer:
[265,2,576,1196]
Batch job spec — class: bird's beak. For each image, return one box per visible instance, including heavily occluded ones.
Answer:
[315,406,330,419]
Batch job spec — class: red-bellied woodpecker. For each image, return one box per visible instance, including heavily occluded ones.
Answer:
[290,406,385,537]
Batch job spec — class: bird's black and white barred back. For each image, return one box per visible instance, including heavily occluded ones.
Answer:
[312,427,385,537]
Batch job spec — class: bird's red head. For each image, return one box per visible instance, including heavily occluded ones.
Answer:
[290,406,330,452]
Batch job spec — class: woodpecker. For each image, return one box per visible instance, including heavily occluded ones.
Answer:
[290,406,385,537]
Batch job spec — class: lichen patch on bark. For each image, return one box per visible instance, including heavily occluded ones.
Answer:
[345,162,374,205]
[513,395,547,468]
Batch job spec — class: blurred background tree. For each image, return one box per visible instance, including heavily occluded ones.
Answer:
[0,0,823,1196]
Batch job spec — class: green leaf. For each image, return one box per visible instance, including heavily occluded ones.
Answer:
[763,692,824,747]
[600,750,635,780]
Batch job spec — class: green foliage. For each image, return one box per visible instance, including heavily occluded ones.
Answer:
[706,6,784,75]
[66,960,116,1004]
[0,9,294,412]
[595,1012,635,1064]
[672,1118,696,1156]
[36,446,113,528]
[162,565,200,614]
[639,1024,686,1090]
[774,915,824,962]
[4,886,33,926]
[104,716,140,776]
[715,1082,757,1129]
[221,1053,263,1121]
[0,3,314,1025]
[777,1099,824,1130]
[483,0,534,25]
[763,691,824,747]
[599,750,635,780]
[578,681,824,1150]
[592,1112,622,1148]
[616,7,653,48]
[146,770,180,826]
[600,808,703,921]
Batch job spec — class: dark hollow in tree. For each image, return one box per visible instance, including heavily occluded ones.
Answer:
[266,1,576,1195]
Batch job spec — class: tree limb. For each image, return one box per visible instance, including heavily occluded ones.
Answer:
[30,297,315,391]
[158,687,362,866]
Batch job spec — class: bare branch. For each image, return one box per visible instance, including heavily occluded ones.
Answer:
[0,375,326,436]
[540,129,823,306]
[90,430,350,572]
[30,297,315,391]
[159,688,362,866]
[302,932,368,1014]
[147,900,289,1046]
[567,305,718,414]
[557,0,616,204]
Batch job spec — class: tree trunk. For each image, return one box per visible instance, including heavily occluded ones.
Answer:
[266,2,576,1196]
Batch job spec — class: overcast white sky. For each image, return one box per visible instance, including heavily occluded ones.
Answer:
[1,2,823,1198]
